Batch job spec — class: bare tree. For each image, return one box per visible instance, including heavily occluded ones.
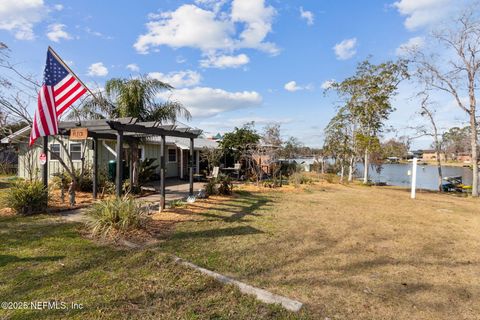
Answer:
[413,7,480,196]
[0,43,88,204]
[410,94,444,192]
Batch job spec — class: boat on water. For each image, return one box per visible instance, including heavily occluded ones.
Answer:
[441,176,472,192]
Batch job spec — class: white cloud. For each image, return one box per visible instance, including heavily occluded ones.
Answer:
[284,81,301,92]
[85,27,113,39]
[46,23,71,42]
[148,70,201,88]
[158,87,262,118]
[284,81,313,92]
[0,0,47,40]
[333,38,357,60]
[194,0,227,14]
[396,36,425,56]
[300,7,314,26]
[126,63,140,72]
[200,53,249,69]
[231,0,278,54]
[134,0,278,57]
[393,0,452,30]
[53,4,63,11]
[134,4,234,54]
[87,62,108,77]
[321,79,335,90]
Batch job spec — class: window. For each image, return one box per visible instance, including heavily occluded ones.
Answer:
[168,148,176,162]
[50,144,60,160]
[69,143,82,161]
[138,147,144,160]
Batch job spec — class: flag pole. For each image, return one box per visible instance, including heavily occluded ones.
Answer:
[47,46,101,103]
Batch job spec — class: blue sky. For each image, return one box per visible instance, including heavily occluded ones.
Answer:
[0,0,473,148]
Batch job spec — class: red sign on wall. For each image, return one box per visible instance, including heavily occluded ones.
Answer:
[39,153,47,165]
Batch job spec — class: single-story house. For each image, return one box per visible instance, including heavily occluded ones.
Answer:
[1,126,218,181]
[421,150,446,162]
[456,152,472,163]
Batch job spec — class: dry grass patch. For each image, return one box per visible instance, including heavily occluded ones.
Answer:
[158,182,480,320]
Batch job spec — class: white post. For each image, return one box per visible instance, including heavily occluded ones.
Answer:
[411,157,418,199]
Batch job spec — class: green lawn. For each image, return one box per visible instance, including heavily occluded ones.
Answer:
[157,185,480,320]
[1,183,479,319]
[0,215,301,319]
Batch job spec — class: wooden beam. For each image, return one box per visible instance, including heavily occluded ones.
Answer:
[115,131,124,197]
[189,137,194,196]
[42,137,48,190]
[160,135,166,211]
[107,121,201,139]
[92,137,98,199]
[58,117,137,129]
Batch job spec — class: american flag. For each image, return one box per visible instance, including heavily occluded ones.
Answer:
[29,48,88,146]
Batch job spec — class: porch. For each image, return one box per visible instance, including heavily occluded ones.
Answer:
[141,179,206,202]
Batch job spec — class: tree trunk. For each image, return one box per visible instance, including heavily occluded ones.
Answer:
[435,149,443,192]
[468,71,478,197]
[348,156,354,182]
[340,161,344,183]
[470,113,478,197]
[130,141,139,188]
[363,149,369,184]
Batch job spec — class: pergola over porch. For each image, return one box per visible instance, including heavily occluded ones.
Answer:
[52,117,202,210]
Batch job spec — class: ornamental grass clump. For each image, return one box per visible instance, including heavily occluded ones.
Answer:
[86,196,148,237]
[0,180,49,215]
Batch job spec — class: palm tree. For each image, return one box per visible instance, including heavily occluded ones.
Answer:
[105,77,191,121]
[68,76,191,122]
[68,76,192,189]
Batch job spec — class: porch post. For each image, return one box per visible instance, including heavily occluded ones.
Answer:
[92,137,98,199]
[160,135,166,211]
[189,137,194,196]
[115,131,123,197]
[196,150,200,173]
[180,149,184,179]
[129,146,133,184]
[42,137,48,189]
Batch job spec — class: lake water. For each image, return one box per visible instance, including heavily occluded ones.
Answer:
[355,163,475,191]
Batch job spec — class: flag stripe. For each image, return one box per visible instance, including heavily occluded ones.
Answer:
[45,86,57,132]
[46,86,58,133]
[55,76,76,99]
[55,82,82,107]
[57,87,87,116]
[54,74,74,92]
[40,86,55,134]
[29,49,87,146]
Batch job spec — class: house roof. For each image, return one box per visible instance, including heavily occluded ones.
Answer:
[1,126,31,144]
[1,118,203,144]
[1,122,217,150]
[147,136,219,150]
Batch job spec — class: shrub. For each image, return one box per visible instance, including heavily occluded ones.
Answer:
[205,180,216,196]
[139,158,159,183]
[1,180,49,215]
[324,173,336,183]
[51,169,93,192]
[122,179,142,195]
[217,174,233,195]
[86,196,148,237]
[205,174,233,196]
[169,199,186,208]
[289,172,312,187]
